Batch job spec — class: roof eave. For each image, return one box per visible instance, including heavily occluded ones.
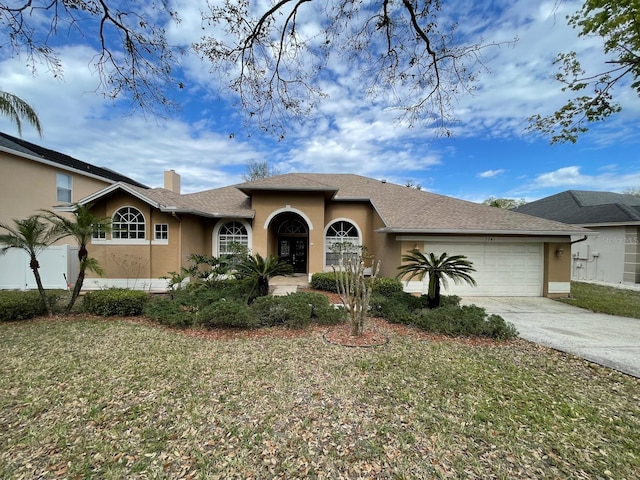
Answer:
[76,183,160,208]
[375,227,592,236]
[238,185,339,199]
[159,206,255,219]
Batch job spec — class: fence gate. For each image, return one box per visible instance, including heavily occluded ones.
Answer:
[0,245,79,290]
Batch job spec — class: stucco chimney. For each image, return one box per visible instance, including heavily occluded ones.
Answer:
[164,170,181,194]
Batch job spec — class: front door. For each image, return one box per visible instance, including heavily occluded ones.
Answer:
[278,237,307,273]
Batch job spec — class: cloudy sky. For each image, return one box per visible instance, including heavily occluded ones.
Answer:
[1,0,639,201]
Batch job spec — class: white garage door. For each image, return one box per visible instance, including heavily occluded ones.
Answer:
[422,242,543,296]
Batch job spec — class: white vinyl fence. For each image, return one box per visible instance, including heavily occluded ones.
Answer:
[0,244,79,290]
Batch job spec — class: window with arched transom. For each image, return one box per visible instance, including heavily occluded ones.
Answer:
[112,207,145,239]
[325,220,361,266]
[218,221,249,255]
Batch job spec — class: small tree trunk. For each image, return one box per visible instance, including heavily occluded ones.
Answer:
[30,257,53,317]
[257,276,269,297]
[427,274,441,309]
[66,268,86,313]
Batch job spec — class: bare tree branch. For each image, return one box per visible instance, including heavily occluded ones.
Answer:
[0,0,184,114]
[196,0,509,137]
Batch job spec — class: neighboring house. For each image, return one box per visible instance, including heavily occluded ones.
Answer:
[0,131,147,289]
[70,172,587,297]
[514,190,640,285]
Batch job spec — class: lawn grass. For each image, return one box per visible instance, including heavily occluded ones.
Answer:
[558,281,640,319]
[1,318,639,479]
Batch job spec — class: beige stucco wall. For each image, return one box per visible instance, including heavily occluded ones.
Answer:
[0,151,110,234]
[543,241,572,298]
[250,192,327,273]
[84,193,185,284]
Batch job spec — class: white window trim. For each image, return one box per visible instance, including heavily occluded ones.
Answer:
[153,223,169,245]
[56,172,73,203]
[111,206,147,242]
[323,218,363,269]
[212,219,253,257]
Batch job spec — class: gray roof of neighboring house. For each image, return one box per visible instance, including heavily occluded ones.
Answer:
[79,173,587,234]
[513,190,640,225]
[0,131,148,188]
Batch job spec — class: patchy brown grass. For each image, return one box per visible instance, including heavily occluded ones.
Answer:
[1,317,638,479]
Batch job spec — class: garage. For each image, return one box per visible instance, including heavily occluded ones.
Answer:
[418,241,544,296]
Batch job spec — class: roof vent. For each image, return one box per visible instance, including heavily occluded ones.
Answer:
[381,179,387,183]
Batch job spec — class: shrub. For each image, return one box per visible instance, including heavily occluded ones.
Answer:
[197,300,259,329]
[286,291,346,325]
[251,294,313,328]
[83,288,149,316]
[144,296,196,328]
[0,290,68,321]
[411,305,518,340]
[251,292,347,328]
[0,290,48,321]
[310,272,338,292]
[371,277,404,297]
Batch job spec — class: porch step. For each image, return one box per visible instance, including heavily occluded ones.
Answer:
[272,285,298,296]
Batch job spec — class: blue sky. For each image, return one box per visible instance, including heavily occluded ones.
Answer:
[1,0,639,201]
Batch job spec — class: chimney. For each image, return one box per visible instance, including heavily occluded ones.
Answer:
[164,170,181,194]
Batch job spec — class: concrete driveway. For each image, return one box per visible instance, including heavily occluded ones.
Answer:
[461,297,640,378]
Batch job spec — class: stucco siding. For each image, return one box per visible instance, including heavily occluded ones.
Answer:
[0,151,110,235]
[572,227,626,283]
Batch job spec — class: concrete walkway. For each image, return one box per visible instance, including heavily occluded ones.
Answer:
[270,274,309,296]
[462,297,640,378]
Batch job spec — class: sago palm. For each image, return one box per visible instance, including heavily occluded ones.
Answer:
[42,204,109,313]
[235,253,293,297]
[0,216,54,316]
[397,249,477,308]
[0,90,43,137]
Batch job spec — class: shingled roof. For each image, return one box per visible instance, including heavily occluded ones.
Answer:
[79,173,587,234]
[514,190,640,225]
[233,174,585,234]
[0,131,148,188]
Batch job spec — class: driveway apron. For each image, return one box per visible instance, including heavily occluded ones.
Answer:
[462,297,640,378]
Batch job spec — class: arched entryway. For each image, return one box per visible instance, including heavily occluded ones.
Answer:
[270,212,309,273]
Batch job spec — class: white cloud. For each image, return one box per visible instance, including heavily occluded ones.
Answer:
[478,169,506,178]
[531,166,640,191]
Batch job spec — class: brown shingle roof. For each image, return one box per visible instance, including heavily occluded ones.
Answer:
[82,173,587,234]
[237,174,585,235]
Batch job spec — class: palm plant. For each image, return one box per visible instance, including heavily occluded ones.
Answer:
[0,90,43,137]
[0,216,54,316]
[42,204,109,313]
[396,249,477,308]
[235,253,293,297]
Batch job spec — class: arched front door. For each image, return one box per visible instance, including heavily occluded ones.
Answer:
[273,214,308,273]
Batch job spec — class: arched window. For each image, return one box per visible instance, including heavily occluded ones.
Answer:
[325,220,361,266]
[112,207,145,239]
[219,221,249,255]
[278,218,307,235]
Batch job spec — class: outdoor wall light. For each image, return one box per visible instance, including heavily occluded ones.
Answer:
[555,247,564,257]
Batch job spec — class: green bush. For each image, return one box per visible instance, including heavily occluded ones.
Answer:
[411,305,517,340]
[197,300,259,329]
[0,290,67,321]
[251,295,313,328]
[310,272,338,292]
[0,290,48,321]
[283,291,346,326]
[371,277,404,297]
[251,292,347,328]
[144,296,196,328]
[83,288,149,316]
